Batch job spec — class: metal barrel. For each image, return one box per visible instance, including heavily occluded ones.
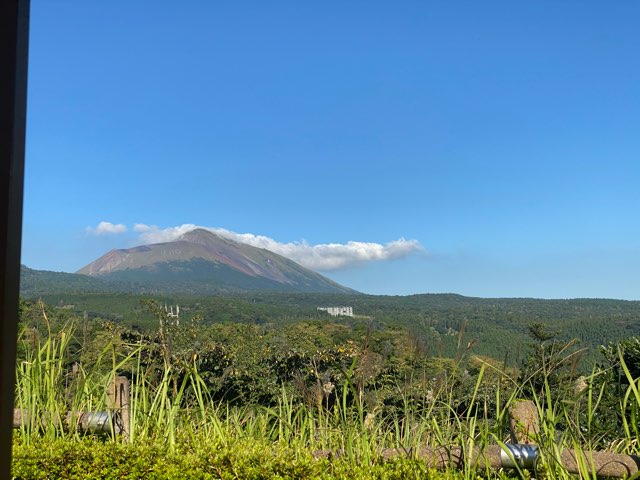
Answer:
[500,444,539,470]
[84,411,121,435]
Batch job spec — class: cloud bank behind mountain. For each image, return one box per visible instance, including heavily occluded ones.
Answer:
[131,223,425,271]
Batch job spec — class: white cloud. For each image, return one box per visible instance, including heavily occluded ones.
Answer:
[87,221,127,235]
[133,223,152,232]
[135,223,199,244]
[132,223,425,271]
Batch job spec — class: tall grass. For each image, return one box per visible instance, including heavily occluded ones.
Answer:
[13,310,640,479]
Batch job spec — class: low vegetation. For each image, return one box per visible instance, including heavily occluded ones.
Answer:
[11,298,640,478]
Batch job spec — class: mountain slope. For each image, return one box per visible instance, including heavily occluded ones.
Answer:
[76,229,356,294]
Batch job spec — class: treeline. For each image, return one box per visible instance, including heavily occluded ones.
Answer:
[28,291,640,367]
[19,298,458,408]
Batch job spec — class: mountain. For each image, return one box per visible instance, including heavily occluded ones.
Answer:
[75,229,356,294]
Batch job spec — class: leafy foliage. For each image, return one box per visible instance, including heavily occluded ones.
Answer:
[12,298,640,479]
[27,290,640,369]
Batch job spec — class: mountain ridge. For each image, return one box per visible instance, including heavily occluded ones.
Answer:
[75,228,356,294]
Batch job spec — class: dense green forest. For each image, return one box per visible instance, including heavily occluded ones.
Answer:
[25,290,640,367]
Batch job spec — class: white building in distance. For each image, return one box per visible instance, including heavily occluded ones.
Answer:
[165,304,180,324]
[317,306,353,317]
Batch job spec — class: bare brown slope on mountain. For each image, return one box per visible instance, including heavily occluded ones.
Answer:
[77,229,355,294]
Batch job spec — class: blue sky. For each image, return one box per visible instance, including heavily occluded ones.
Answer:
[22,1,640,299]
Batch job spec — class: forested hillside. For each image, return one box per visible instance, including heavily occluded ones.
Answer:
[25,290,640,367]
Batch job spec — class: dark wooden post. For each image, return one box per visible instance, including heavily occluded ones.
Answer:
[0,0,30,477]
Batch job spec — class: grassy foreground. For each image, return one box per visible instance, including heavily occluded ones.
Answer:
[11,302,640,479]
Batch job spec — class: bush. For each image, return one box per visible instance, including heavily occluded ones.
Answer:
[12,435,465,480]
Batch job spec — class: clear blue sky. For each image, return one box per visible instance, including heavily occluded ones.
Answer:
[22,1,640,299]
